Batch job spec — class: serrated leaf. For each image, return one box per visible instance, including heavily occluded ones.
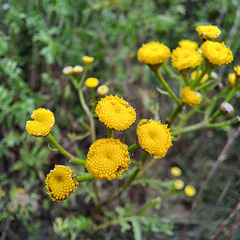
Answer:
[131,218,142,240]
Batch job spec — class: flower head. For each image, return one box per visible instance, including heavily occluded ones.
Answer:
[136,119,172,158]
[171,167,182,177]
[196,25,221,41]
[97,85,109,96]
[95,95,136,131]
[86,138,130,181]
[137,41,171,65]
[73,65,84,75]
[45,165,78,201]
[62,66,73,75]
[191,70,208,84]
[201,41,233,66]
[228,73,236,87]
[85,77,99,88]
[184,185,196,197]
[82,56,94,64]
[174,179,185,190]
[171,47,202,71]
[178,40,198,50]
[26,108,55,137]
[181,87,202,107]
[234,65,240,78]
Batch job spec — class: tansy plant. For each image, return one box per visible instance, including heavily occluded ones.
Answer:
[26,25,240,236]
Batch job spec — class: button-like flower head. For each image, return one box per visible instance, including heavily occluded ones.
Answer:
[86,138,130,181]
[136,119,172,159]
[196,25,221,41]
[137,41,171,65]
[95,95,136,131]
[45,165,78,201]
[172,47,202,71]
[200,41,233,66]
[26,108,55,137]
[181,87,202,107]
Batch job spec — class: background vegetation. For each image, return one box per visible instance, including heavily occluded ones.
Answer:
[0,0,240,239]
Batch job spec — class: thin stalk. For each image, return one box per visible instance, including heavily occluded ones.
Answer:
[167,102,184,127]
[181,71,191,87]
[210,86,238,121]
[162,62,182,81]
[192,61,213,88]
[128,143,139,153]
[173,116,240,136]
[107,128,115,138]
[47,134,85,163]
[77,173,94,183]
[150,66,181,105]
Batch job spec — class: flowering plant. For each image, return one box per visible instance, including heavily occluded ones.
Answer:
[26,26,240,238]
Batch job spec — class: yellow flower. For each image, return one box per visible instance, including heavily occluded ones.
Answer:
[62,66,73,75]
[171,47,202,71]
[137,41,171,65]
[228,73,236,87]
[184,185,196,197]
[174,179,185,190]
[178,40,198,50]
[201,41,233,66]
[45,165,78,201]
[97,85,109,96]
[181,87,202,107]
[234,65,240,78]
[136,119,172,159]
[191,70,208,84]
[82,56,94,64]
[26,108,55,137]
[73,65,84,75]
[85,138,130,181]
[171,167,182,177]
[196,25,221,41]
[95,95,136,131]
[85,77,99,88]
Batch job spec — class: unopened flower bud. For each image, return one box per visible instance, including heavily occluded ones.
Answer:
[234,65,240,78]
[97,85,109,96]
[73,65,84,75]
[215,82,224,91]
[210,71,218,80]
[220,102,234,116]
[62,66,73,75]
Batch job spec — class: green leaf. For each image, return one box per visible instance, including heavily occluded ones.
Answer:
[131,218,142,240]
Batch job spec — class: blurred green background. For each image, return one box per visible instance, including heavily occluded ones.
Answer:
[0,0,240,239]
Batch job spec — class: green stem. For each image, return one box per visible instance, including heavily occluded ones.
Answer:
[167,102,185,127]
[78,88,96,142]
[72,159,86,165]
[47,134,85,163]
[128,143,139,153]
[77,173,94,183]
[210,86,238,121]
[150,65,181,105]
[193,61,213,88]
[162,62,182,81]
[173,116,240,136]
[107,128,115,138]
[181,71,191,87]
